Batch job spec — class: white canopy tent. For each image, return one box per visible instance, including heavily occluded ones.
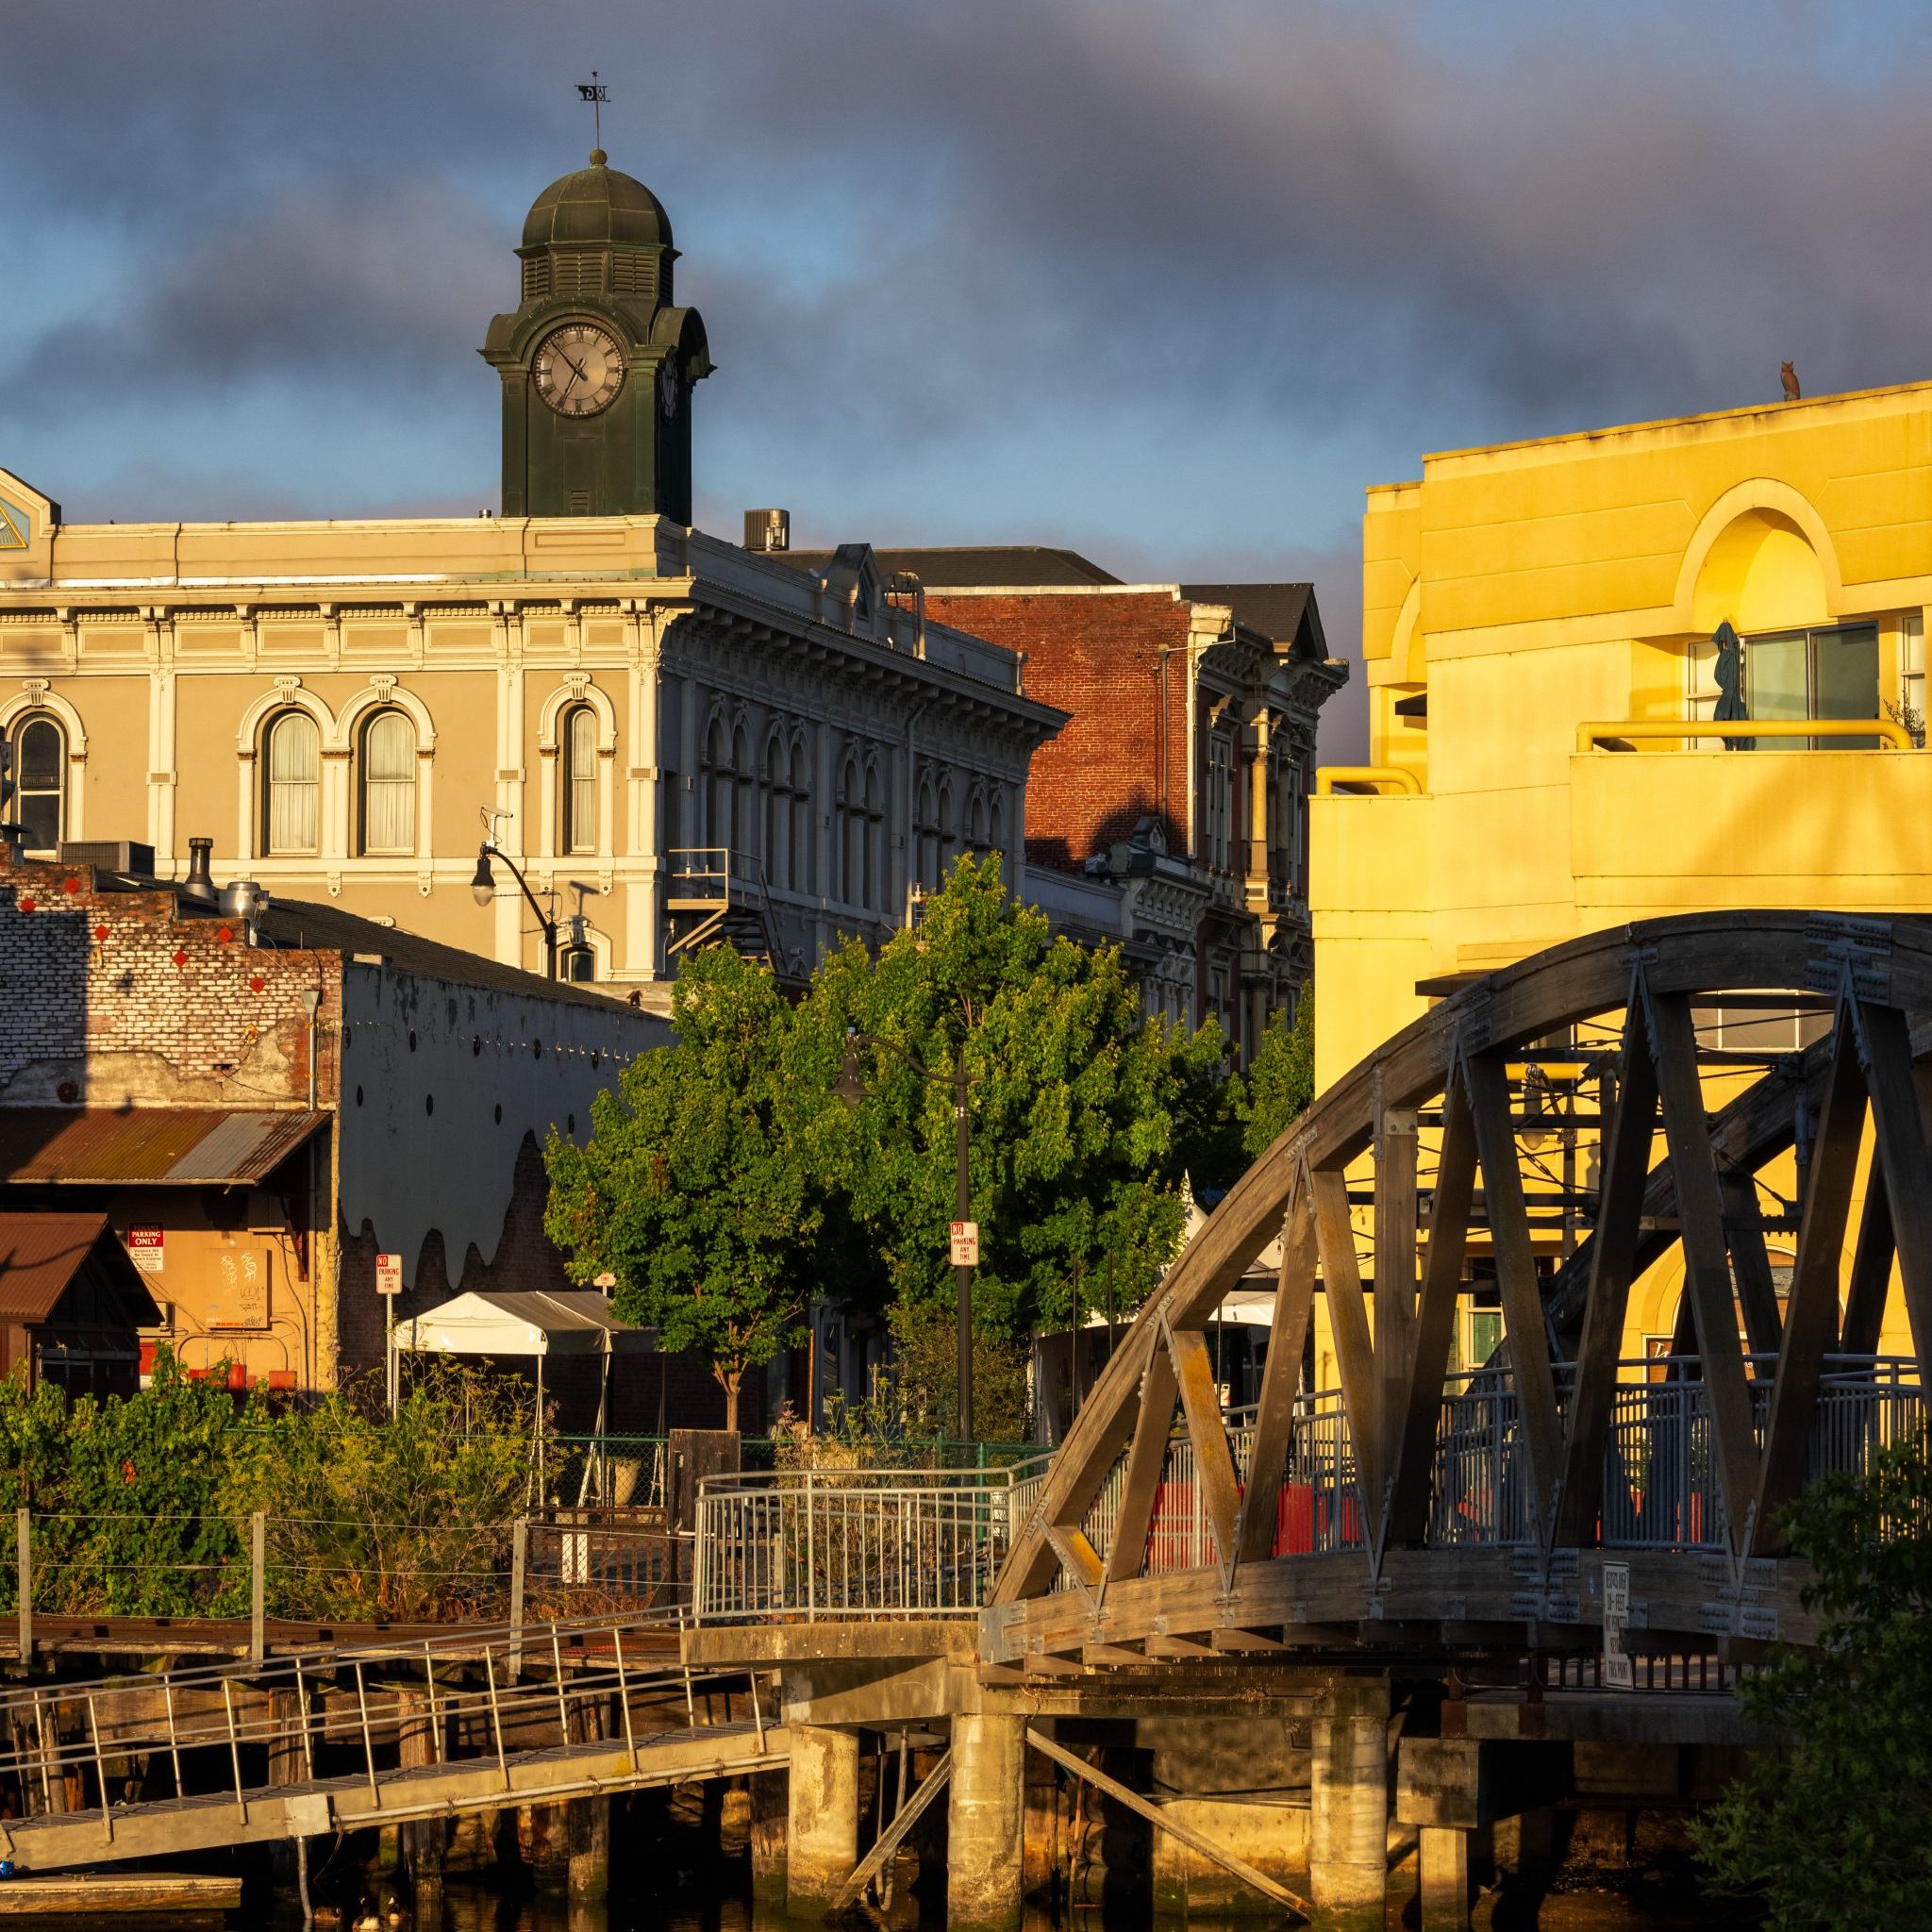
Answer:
[397,1290,654,1496]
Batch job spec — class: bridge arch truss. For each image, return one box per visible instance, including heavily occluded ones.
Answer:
[988,911,1932,1662]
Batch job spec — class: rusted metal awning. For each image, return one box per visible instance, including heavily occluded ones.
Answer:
[0,1109,328,1186]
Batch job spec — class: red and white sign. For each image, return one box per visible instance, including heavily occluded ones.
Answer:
[126,1225,164,1276]
[375,1253,404,1297]
[949,1221,980,1268]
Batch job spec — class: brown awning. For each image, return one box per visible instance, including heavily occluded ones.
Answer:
[0,1212,160,1324]
[0,1109,328,1186]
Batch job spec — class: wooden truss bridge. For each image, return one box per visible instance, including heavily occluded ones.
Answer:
[981,908,1930,1663]
[687,910,1931,1671]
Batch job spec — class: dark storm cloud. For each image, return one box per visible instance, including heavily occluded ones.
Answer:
[2,180,503,418]
[6,2,1932,566]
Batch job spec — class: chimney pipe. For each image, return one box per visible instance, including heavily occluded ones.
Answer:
[182,837,218,906]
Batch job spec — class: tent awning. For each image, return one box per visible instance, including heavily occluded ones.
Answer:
[396,1289,652,1357]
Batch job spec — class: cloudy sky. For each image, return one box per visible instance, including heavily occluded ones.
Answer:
[6,2,1931,759]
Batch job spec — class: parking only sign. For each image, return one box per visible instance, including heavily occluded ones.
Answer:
[949,1221,980,1267]
[126,1225,164,1275]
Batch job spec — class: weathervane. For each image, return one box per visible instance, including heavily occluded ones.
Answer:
[576,72,609,154]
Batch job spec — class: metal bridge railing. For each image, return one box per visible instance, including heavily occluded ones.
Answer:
[692,1469,1015,1621]
[690,1358,1925,1619]
[0,1607,755,1855]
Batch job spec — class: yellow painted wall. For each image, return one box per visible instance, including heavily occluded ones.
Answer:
[1316,378,1932,1371]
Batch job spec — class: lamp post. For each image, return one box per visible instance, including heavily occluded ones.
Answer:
[467,803,594,981]
[834,1030,975,1443]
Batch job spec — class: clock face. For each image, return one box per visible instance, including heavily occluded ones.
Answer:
[658,354,680,419]
[533,325,625,417]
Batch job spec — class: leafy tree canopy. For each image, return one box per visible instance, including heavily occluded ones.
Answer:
[1237,984,1316,1163]
[791,853,1237,1340]
[544,944,817,1428]
[1693,1427,1932,1927]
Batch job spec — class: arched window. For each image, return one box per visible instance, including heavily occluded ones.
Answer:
[561,705,597,855]
[862,758,883,909]
[937,777,956,880]
[264,710,320,856]
[732,724,754,861]
[764,734,788,889]
[989,788,1006,856]
[965,787,987,853]
[840,753,863,905]
[916,774,939,890]
[704,717,732,853]
[358,709,416,856]
[790,738,812,894]
[11,715,64,854]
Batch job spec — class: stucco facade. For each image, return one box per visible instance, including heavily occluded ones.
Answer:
[1319,378,1932,1086]
[0,478,1061,996]
[1309,378,1932,1374]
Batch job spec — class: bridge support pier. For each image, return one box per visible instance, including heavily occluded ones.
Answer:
[1310,1679,1389,1929]
[947,1713,1026,1932]
[786,1723,859,1914]
[1420,1825,1471,1930]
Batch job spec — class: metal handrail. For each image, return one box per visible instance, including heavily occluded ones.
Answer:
[1576,717,1913,753]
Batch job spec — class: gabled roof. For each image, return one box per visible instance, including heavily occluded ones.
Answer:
[397,1289,653,1357]
[0,1212,161,1325]
[780,545,1122,588]
[1181,582,1328,660]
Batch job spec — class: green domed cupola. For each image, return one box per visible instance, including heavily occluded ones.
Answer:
[482,151,712,523]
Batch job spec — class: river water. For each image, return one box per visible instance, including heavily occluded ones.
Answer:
[225,1864,1743,1932]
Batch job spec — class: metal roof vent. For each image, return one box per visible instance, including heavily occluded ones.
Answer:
[181,837,219,906]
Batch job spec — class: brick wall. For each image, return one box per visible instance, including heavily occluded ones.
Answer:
[0,857,341,1108]
[924,591,1195,871]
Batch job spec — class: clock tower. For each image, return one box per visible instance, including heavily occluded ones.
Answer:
[482,151,712,522]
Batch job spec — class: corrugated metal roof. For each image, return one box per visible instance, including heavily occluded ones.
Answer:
[0,1109,328,1186]
[0,1213,111,1320]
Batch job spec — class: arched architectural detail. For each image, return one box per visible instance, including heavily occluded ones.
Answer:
[789,730,813,896]
[1386,576,1423,689]
[334,678,437,756]
[236,683,339,861]
[335,683,437,860]
[1671,478,1847,635]
[535,676,618,860]
[0,688,88,845]
[763,727,790,891]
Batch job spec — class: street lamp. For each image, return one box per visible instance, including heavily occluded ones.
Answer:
[471,812,558,979]
[835,1029,976,1443]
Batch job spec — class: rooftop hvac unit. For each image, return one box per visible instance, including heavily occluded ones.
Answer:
[743,508,791,554]
[58,840,157,878]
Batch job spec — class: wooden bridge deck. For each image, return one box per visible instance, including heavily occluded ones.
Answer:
[0,1715,784,1871]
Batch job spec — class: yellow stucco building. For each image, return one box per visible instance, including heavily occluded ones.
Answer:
[1310,378,1932,1370]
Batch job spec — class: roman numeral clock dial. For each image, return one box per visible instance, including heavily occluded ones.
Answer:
[532,324,625,417]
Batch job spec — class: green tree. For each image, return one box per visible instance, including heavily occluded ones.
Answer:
[544,943,815,1428]
[1237,983,1316,1162]
[1692,1428,1932,1926]
[793,853,1234,1358]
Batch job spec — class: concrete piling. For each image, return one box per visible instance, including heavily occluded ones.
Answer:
[1420,1824,1471,1930]
[1310,1679,1389,1929]
[785,1724,859,1914]
[946,1713,1026,1932]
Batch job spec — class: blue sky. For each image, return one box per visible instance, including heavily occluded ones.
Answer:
[7,2,1932,760]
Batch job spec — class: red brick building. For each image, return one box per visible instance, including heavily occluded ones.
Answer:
[783,544,1345,1058]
